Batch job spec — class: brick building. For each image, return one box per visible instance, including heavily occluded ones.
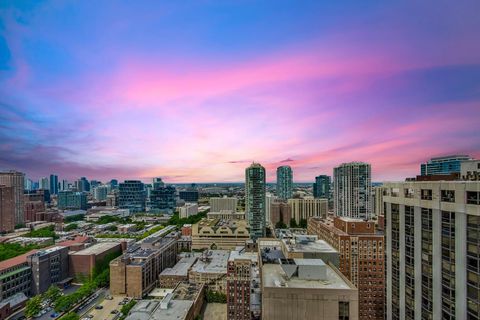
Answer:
[0,185,15,233]
[308,216,384,320]
[69,242,122,277]
[270,201,291,227]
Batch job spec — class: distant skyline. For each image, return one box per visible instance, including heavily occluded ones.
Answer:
[1,1,479,183]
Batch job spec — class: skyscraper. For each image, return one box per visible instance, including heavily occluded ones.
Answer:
[420,154,472,176]
[0,185,15,232]
[149,178,176,214]
[276,166,293,200]
[0,171,25,226]
[245,163,266,240]
[76,177,90,192]
[58,191,87,210]
[119,180,146,213]
[383,180,479,320]
[39,177,49,190]
[334,162,372,219]
[313,175,331,199]
[49,174,58,195]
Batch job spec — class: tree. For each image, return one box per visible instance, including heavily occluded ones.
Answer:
[206,290,227,303]
[60,312,79,320]
[120,300,137,316]
[25,295,42,318]
[290,218,298,228]
[299,218,308,229]
[275,221,287,229]
[64,223,78,231]
[44,285,61,302]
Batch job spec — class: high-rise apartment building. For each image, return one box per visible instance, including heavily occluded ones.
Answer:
[49,174,58,195]
[245,163,266,241]
[265,194,277,225]
[0,185,15,233]
[383,180,480,320]
[313,175,331,199]
[270,201,292,227]
[287,198,328,223]
[0,171,25,226]
[210,197,238,212]
[334,162,372,219]
[308,216,385,320]
[276,166,293,200]
[39,177,49,191]
[420,154,472,176]
[119,180,146,213]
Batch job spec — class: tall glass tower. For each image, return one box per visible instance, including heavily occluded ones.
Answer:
[245,163,266,240]
[276,166,293,200]
[49,174,58,195]
[313,175,331,199]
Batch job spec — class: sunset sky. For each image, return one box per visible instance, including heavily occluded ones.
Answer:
[1,1,479,183]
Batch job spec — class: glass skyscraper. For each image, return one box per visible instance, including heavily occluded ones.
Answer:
[149,178,176,214]
[118,180,146,213]
[49,174,58,195]
[276,165,293,200]
[313,175,331,199]
[420,155,471,176]
[245,163,266,240]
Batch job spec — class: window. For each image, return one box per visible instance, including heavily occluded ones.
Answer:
[441,190,455,203]
[421,189,433,200]
[467,192,480,205]
[339,301,350,320]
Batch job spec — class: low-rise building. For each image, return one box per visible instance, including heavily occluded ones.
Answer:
[210,197,238,212]
[189,250,229,294]
[280,234,339,267]
[207,210,245,220]
[69,242,122,277]
[110,237,177,298]
[179,203,198,219]
[159,256,197,288]
[117,224,137,233]
[192,218,249,250]
[181,224,192,236]
[287,198,328,223]
[0,250,37,300]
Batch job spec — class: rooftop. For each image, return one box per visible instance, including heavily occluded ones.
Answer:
[191,250,229,274]
[71,242,119,256]
[160,257,197,277]
[0,249,39,271]
[126,299,193,320]
[282,236,337,253]
[262,262,352,290]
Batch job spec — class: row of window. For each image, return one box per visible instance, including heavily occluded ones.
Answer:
[386,188,480,205]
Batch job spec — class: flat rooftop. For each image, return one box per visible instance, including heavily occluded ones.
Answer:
[126,299,193,320]
[262,263,351,290]
[71,242,119,255]
[282,238,337,253]
[160,257,197,277]
[191,250,229,274]
[229,248,258,263]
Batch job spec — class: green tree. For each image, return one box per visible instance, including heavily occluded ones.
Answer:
[107,225,118,232]
[289,218,298,228]
[64,214,85,223]
[299,218,308,229]
[64,223,78,231]
[0,243,44,262]
[60,312,80,320]
[120,300,137,316]
[275,221,287,229]
[25,295,42,318]
[206,290,227,303]
[44,285,61,302]
[25,225,58,239]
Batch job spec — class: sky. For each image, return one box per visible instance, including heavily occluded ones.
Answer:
[1,1,480,183]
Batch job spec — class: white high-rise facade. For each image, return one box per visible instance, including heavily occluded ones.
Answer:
[334,162,372,219]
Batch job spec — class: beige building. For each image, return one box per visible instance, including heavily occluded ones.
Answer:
[179,203,198,218]
[210,197,238,212]
[207,210,245,220]
[287,198,328,223]
[189,250,229,294]
[191,218,249,250]
[461,159,480,180]
[159,256,197,288]
[110,237,177,298]
[261,258,358,320]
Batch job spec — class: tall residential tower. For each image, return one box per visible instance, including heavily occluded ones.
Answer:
[276,166,293,200]
[246,163,266,240]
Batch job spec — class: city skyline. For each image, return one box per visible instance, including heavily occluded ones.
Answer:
[1,1,480,183]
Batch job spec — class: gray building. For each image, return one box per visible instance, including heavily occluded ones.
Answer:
[26,246,70,295]
[119,180,146,213]
[383,180,480,320]
[246,163,266,241]
[58,191,87,210]
[333,162,372,219]
[420,155,472,176]
[149,178,176,214]
[313,175,331,199]
[0,171,25,226]
[276,166,293,200]
[49,174,58,195]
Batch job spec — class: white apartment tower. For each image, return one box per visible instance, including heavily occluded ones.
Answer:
[334,162,372,219]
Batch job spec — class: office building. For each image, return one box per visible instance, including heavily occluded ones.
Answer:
[149,179,176,214]
[60,179,69,191]
[26,246,70,295]
[0,171,25,226]
[308,217,385,320]
[420,154,472,176]
[179,203,198,218]
[210,197,238,212]
[287,198,328,223]
[207,210,245,220]
[192,218,250,250]
[179,184,199,202]
[109,179,118,189]
[110,237,177,298]
[159,256,198,288]
[76,177,90,192]
[23,196,45,223]
[245,163,266,240]
[333,162,372,219]
[0,250,37,300]
[119,180,146,213]
[313,175,331,199]
[227,248,261,320]
[276,166,293,200]
[0,186,15,233]
[383,180,480,320]
[189,250,229,294]
[461,159,480,181]
[49,174,58,195]
[70,242,122,277]
[265,194,277,225]
[57,191,87,210]
[270,201,292,228]
[258,240,358,320]
[93,185,109,201]
[39,177,49,191]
